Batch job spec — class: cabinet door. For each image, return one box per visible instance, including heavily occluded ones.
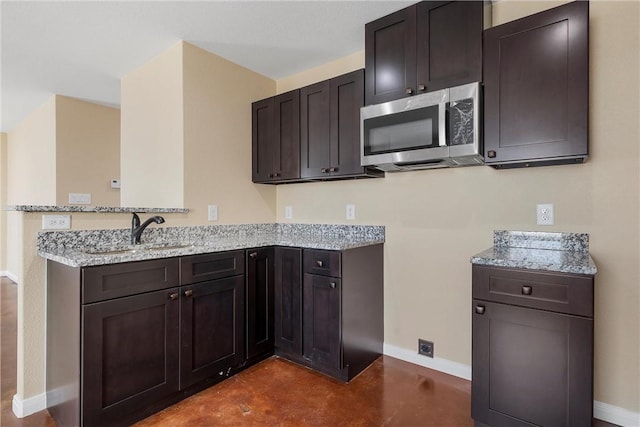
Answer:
[330,69,366,177]
[365,5,417,105]
[274,247,302,355]
[300,80,331,179]
[483,1,589,167]
[82,288,180,427]
[180,276,245,389]
[303,274,341,371]
[273,90,300,181]
[246,248,274,361]
[416,1,483,92]
[252,97,274,183]
[472,300,593,427]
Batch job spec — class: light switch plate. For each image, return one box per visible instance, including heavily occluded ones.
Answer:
[208,205,218,221]
[110,179,121,189]
[69,193,91,204]
[42,215,71,230]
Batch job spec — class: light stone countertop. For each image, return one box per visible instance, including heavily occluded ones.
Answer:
[471,230,597,275]
[38,223,385,268]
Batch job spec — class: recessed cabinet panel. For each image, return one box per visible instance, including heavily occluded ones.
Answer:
[274,247,302,355]
[246,248,275,361]
[301,81,331,178]
[484,1,589,167]
[303,274,341,371]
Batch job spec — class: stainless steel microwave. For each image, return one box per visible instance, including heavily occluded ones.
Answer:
[360,82,483,171]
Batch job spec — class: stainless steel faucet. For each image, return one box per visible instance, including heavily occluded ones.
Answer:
[131,213,165,244]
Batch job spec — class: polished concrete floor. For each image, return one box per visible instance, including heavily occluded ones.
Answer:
[1,276,618,427]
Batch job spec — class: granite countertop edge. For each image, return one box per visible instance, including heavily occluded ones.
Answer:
[470,247,597,276]
[7,205,189,213]
[39,238,385,268]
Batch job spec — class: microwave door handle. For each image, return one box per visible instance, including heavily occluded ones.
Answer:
[439,102,447,147]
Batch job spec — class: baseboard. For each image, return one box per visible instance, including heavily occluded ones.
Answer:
[594,400,640,427]
[383,343,640,427]
[12,392,47,418]
[383,343,472,380]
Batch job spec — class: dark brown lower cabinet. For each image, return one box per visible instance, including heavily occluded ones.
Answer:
[471,265,594,427]
[246,248,275,363]
[180,276,245,389]
[82,288,181,426]
[275,245,384,382]
[274,247,303,356]
[303,274,341,371]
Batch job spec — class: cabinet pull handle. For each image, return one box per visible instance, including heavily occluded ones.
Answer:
[418,84,426,92]
[405,87,413,95]
[249,252,258,258]
[268,173,274,178]
[184,289,193,297]
[330,282,336,289]
[274,172,281,178]
[316,260,323,267]
[522,286,533,296]
[475,305,485,315]
[329,167,337,173]
[169,292,179,301]
[487,150,497,158]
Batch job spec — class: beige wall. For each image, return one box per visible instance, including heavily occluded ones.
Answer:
[55,96,120,206]
[120,42,185,208]
[182,43,276,224]
[275,1,640,414]
[7,97,56,206]
[1,133,7,272]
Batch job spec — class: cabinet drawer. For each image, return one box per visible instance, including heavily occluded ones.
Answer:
[303,249,341,277]
[82,258,180,304]
[472,266,593,317]
[181,250,244,285]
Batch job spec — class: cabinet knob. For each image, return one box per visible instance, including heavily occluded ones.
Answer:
[249,252,258,258]
[522,286,533,296]
[268,173,274,178]
[330,282,336,289]
[329,167,337,173]
[316,260,324,267]
[273,172,281,178]
[475,305,485,315]
[405,87,414,95]
[418,84,426,92]
[321,168,328,173]
[487,150,497,158]
[184,289,193,297]
[169,292,179,301]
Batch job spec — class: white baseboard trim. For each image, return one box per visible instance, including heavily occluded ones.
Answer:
[383,343,640,426]
[12,392,47,418]
[383,343,472,380]
[594,400,640,427]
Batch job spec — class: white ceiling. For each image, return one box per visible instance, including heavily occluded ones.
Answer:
[0,0,413,133]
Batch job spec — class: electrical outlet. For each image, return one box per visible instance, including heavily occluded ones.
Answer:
[284,206,293,220]
[346,204,356,220]
[42,215,71,230]
[418,339,434,358]
[537,203,554,225]
[208,205,218,221]
[69,193,91,204]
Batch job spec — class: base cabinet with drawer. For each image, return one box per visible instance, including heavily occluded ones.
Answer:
[471,265,594,427]
[275,245,384,382]
[47,250,245,427]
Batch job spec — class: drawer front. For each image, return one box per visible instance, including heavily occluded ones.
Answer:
[472,266,593,317]
[181,250,244,285]
[82,258,180,304]
[303,249,341,277]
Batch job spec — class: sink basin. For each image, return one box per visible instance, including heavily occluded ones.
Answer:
[86,243,195,256]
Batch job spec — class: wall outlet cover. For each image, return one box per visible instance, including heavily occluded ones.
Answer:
[284,206,293,220]
[537,203,554,225]
[208,205,218,221]
[42,215,71,230]
[68,193,91,204]
[346,204,356,220]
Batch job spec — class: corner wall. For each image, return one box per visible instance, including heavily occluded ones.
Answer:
[275,0,640,417]
[55,96,121,206]
[0,133,7,273]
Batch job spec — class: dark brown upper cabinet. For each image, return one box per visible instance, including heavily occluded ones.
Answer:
[252,90,300,183]
[300,69,383,180]
[483,1,589,168]
[365,1,485,105]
